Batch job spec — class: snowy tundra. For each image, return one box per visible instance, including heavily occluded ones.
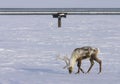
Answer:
[0,15,120,84]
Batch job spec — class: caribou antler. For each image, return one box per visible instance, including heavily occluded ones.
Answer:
[56,55,70,69]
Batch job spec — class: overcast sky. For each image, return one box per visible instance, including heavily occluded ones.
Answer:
[0,0,120,8]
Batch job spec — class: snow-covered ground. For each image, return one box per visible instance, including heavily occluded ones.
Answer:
[0,15,119,84]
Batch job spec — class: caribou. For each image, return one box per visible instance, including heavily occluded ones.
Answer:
[57,46,102,74]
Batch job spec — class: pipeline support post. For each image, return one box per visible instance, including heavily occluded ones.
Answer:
[53,13,67,28]
[58,16,61,27]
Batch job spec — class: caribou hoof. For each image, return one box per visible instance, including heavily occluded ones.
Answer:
[97,72,101,74]
[85,72,90,74]
[75,72,80,74]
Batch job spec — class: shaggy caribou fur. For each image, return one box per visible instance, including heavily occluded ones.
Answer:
[57,46,102,74]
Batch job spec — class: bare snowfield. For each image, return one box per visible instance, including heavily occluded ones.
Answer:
[0,15,119,84]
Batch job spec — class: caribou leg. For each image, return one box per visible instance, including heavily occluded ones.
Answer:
[76,59,84,74]
[86,58,94,73]
[94,56,102,74]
